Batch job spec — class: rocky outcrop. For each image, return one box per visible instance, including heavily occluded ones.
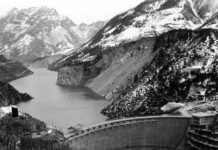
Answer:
[57,66,84,86]
[0,81,32,107]
[56,37,156,99]
[0,55,33,82]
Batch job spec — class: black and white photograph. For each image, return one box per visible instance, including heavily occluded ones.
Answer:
[0,0,218,149]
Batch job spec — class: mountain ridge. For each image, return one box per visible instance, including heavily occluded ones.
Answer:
[0,7,105,65]
[53,0,218,69]
[52,0,218,119]
[82,0,218,49]
[54,0,218,86]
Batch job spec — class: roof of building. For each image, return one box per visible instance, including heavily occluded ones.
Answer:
[191,111,217,118]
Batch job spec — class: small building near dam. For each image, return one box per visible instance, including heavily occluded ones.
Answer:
[187,112,218,150]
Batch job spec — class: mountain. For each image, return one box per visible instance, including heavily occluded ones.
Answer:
[0,55,33,82]
[31,21,106,68]
[83,0,218,48]
[71,21,106,43]
[0,7,105,66]
[53,0,218,69]
[54,0,218,86]
[52,0,218,118]
[102,29,218,119]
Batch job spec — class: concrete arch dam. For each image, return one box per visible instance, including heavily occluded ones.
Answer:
[67,116,191,150]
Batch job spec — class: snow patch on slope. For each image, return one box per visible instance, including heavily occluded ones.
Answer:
[2,34,34,57]
[91,0,202,48]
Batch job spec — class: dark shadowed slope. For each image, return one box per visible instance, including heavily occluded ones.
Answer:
[102,29,218,119]
[0,55,33,82]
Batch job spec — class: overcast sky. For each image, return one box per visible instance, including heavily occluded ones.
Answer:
[0,0,144,24]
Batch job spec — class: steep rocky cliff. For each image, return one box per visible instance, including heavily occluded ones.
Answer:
[0,81,32,107]
[57,66,84,86]
[0,55,32,82]
[55,37,156,100]
[102,29,218,119]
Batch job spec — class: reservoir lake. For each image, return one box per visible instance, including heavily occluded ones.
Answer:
[10,68,109,134]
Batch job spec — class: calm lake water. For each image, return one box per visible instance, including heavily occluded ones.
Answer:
[10,68,109,134]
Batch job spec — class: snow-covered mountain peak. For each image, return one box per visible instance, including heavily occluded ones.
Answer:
[85,0,218,49]
[0,7,105,64]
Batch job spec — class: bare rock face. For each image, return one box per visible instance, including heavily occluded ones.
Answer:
[55,37,156,103]
[57,66,84,86]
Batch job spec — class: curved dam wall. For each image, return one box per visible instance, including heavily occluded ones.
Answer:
[67,116,191,150]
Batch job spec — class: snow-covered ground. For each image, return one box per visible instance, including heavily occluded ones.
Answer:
[161,100,218,117]
[84,0,218,49]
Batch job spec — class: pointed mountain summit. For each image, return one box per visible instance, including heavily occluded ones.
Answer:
[0,7,105,65]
